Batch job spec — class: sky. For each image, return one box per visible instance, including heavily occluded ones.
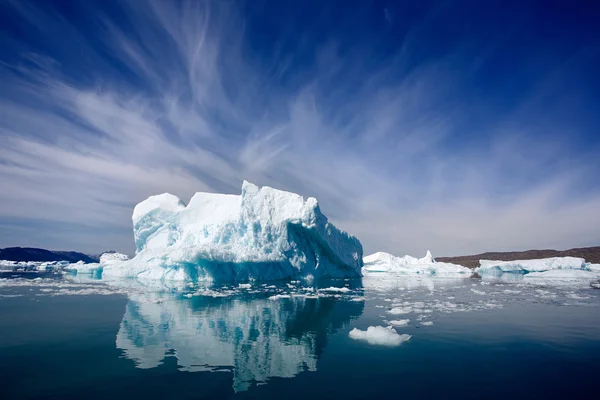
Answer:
[0,0,599,257]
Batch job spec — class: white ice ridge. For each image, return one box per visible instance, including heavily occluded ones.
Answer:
[476,257,588,274]
[102,181,363,281]
[361,251,472,276]
[348,326,411,346]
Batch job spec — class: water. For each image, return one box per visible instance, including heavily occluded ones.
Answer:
[1,273,599,399]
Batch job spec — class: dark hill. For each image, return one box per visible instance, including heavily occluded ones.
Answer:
[0,247,97,263]
[437,246,600,269]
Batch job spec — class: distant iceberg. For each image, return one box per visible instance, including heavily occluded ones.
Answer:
[476,256,600,286]
[361,251,472,276]
[476,257,587,274]
[585,263,600,272]
[101,181,363,282]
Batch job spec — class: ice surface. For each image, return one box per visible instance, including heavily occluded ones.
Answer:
[100,252,130,263]
[64,261,101,275]
[523,269,600,283]
[102,181,363,282]
[348,326,411,346]
[362,251,472,276]
[0,260,69,271]
[476,257,587,274]
[475,257,600,286]
[586,263,600,272]
[318,286,351,293]
[387,319,410,326]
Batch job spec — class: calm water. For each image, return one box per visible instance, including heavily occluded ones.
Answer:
[1,273,599,399]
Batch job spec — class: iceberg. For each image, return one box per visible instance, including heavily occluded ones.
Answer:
[63,254,129,276]
[361,251,472,276]
[586,263,600,272]
[476,257,587,274]
[102,181,363,282]
[64,260,101,275]
[524,269,598,280]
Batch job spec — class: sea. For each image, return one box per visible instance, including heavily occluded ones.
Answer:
[1,272,599,399]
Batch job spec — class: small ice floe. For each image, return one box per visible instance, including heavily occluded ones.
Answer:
[348,326,411,346]
[565,293,591,300]
[238,283,252,289]
[388,307,412,315]
[535,289,557,299]
[387,319,410,326]
[420,321,434,326]
[318,287,351,293]
[471,289,486,295]
[268,294,291,300]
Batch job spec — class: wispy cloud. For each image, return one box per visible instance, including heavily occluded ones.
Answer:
[0,0,599,255]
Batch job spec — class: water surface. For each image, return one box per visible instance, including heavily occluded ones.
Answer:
[1,273,599,399]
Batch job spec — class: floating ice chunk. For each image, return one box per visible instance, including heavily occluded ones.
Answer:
[193,288,233,298]
[524,269,600,282]
[565,293,591,300]
[100,252,129,263]
[387,319,410,326]
[318,287,351,293]
[102,181,363,282]
[348,326,411,346]
[64,261,101,275]
[470,289,486,295]
[586,263,600,272]
[268,294,291,300]
[420,321,434,326]
[535,289,557,299]
[388,307,412,315]
[476,257,587,274]
[362,251,472,276]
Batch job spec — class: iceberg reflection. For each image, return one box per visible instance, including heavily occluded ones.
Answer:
[116,290,363,392]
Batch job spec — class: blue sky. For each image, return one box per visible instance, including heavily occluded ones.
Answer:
[1,0,599,256]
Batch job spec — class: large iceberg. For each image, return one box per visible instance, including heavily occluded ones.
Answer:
[361,251,472,276]
[476,257,587,274]
[102,181,363,282]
